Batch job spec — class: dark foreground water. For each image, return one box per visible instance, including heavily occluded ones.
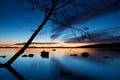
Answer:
[0,48,120,80]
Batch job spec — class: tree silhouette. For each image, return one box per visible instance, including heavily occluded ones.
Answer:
[0,63,24,80]
[4,0,95,66]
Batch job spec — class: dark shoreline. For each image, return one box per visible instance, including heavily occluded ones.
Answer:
[0,42,120,49]
[0,47,120,50]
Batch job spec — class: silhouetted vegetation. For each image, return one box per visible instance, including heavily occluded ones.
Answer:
[4,0,95,65]
[77,42,120,49]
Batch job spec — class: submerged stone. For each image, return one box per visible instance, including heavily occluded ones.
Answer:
[41,50,49,58]
[81,52,89,57]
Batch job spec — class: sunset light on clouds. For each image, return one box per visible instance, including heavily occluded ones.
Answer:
[0,0,120,47]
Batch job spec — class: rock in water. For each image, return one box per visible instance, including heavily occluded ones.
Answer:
[81,52,89,57]
[2,56,6,58]
[28,54,34,57]
[70,54,77,56]
[0,55,6,58]
[52,49,56,51]
[21,54,28,57]
[41,50,49,58]
[60,71,72,76]
[104,56,109,58]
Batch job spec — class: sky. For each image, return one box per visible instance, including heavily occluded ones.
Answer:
[0,0,120,47]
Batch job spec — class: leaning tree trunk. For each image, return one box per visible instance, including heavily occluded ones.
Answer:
[5,1,57,66]
[5,14,51,66]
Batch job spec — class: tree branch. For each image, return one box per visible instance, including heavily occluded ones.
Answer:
[49,18,95,42]
[49,18,86,33]
[54,0,73,10]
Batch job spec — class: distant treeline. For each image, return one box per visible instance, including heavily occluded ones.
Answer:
[77,42,120,48]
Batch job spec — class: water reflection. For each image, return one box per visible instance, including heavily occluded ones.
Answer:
[0,48,120,80]
[0,64,24,80]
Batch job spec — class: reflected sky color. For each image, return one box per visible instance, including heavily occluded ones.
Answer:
[0,48,120,80]
[0,0,120,47]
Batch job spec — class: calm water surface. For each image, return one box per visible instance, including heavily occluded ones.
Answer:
[0,48,120,80]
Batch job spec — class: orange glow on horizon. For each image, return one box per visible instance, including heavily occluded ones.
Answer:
[0,42,93,48]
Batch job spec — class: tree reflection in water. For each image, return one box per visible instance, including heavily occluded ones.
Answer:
[0,63,24,80]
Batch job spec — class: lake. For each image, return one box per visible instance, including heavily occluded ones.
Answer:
[0,48,120,80]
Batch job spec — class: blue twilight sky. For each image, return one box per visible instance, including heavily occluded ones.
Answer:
[0,0,120,45]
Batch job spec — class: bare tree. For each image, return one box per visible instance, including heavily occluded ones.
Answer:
[3,0,95,66]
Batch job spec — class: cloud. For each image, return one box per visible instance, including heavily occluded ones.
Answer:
[30,29,35,32]
[64,35,120,43]
[64,36,92,43]
[95,36,120,43]
[15,42,58,45]
[64,26,120,43]
[50,0,120,40]
[64,37,83,43]
[50,26,67,40]
[73,0,120,24]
